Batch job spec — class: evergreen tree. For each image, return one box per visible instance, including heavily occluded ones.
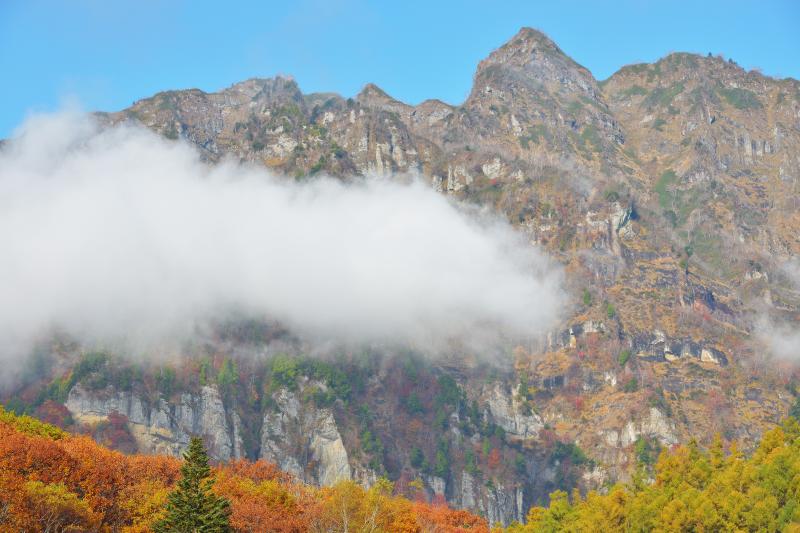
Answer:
[789,395,800,420]
[153,437,231,532]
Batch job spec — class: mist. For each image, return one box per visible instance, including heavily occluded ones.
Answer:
[757,316,800,362]
[0,111,566,367]
[756,258,800,361]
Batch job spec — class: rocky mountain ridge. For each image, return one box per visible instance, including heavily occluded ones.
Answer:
[6,27,800,525]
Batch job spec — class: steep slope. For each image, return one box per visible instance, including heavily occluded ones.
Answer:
[0,405,490,532]
[5,27,800,525]
[105,76,424,178]
[604,52,800,293]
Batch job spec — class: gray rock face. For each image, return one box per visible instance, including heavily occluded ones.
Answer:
[260,386,351,486]
[600,407,678,448]
[57,25,800,526]
[456,473,525,525]
[630,333,729,365]
[65,384,243,461]
[425,474,446,496]
[460,472,477,509]
[485,383,543,438]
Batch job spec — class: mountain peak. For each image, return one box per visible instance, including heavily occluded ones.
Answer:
[358,83,390,99]
[356,83,411,113]
[467,27,597,106]
[509,27,562,52]
[227,76,302,102]
[487,27,564,63]
[473,26,582,80]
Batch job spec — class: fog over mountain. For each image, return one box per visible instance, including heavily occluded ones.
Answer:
[2,24,800,527]
[0,110,566,367]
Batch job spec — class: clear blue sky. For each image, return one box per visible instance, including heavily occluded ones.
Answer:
[1,0,798,138]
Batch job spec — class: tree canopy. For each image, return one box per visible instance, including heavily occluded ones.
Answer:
[509,420,800,532]
[153,436,232,532]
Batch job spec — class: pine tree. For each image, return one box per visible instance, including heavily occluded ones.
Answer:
[153,437,231,532]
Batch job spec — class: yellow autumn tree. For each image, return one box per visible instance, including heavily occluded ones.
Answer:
[22,480,102,532]
[510,418,800,532]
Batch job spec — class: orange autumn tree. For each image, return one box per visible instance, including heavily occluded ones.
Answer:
[214,460,312,532]
[0,405,488,532]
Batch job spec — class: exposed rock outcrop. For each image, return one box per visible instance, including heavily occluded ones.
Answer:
[42,26,800,526]
[485,383,543,438]
[65,384,243,461]
[260,386,351,486]
[600,407,678,448]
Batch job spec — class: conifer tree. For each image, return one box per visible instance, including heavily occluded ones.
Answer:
[153,437,231,533]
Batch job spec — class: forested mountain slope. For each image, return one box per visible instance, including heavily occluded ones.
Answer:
[2,406,799,531]
[3,28,799,524]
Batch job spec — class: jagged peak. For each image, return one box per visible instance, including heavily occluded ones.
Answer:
[228,76,300,95]
[356,83,395,102]
[481,27,566,67]
[508,27,563,54]
[356,83,412,112]
[473,26,590,84]
[607,50,794,87]
[304,91,346,108]
[654,51,790,83]
[415,98,455,110]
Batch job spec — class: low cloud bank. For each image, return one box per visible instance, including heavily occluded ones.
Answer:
[756,259,800,361]
[0,111,566,368]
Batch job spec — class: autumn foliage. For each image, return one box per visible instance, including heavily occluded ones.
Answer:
[509,420,800,532]
[0,405,488,532]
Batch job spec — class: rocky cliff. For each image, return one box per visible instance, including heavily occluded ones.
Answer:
[55,345,717,525]
[7,27,800,525]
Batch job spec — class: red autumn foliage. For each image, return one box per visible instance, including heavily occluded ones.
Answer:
[414,501,490,533]
[0,407,488,532]
[97,411,138,454]
[35,400,73,428]
[487,447,502,470]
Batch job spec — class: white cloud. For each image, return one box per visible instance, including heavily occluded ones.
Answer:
[757,317,800,361]
[755,258,800,361]
[782,258,800,289]
[0,111,566,367]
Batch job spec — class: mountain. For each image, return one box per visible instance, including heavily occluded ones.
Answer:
[5,28,800,525]
[0,405,491,531]
[4,403,798,531]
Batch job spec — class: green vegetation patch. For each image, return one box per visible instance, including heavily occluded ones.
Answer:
[579,124,603,152]
[38,351,142,406]
[619,85,648,98]
[652,169,704,228]
[689,231,731,277]
[567,100,583,114]
[646,62,662,82]
[718,87,762,110]
[551,441,592,466]
[156,93,178,112]
[0,405,66,440]
[518,124,550,149]
[634,435,661,466]
[654,169,678,210]
[268,354,357,402]
[309,156,327,175]
[622,63,649,75]
[645,82,685,108]
[665,53,699,70]
[623,377,639,393]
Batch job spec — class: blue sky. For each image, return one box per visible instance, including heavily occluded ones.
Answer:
[1,0,798,138]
